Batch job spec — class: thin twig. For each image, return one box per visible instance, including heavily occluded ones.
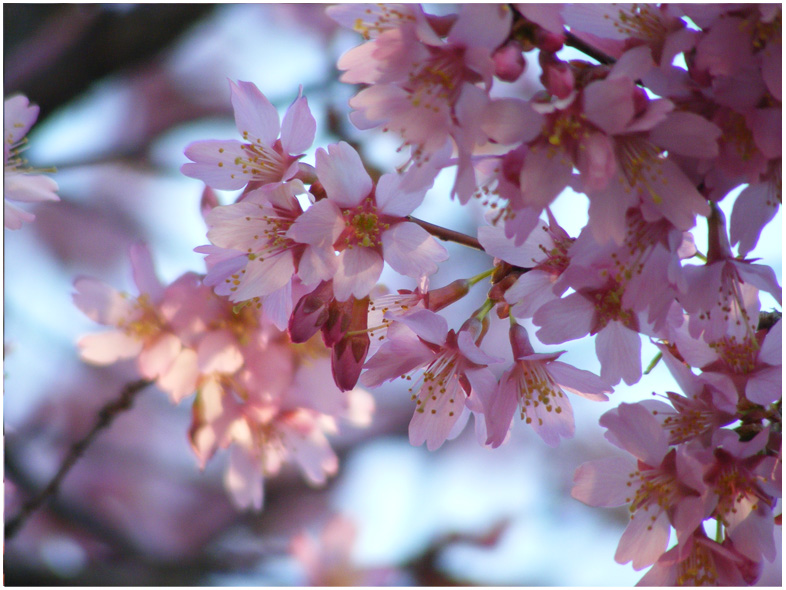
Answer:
[4,378,153,540]
[564,31,616,65]
[407,216,484,251]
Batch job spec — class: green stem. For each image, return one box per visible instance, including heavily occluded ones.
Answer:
[467,267,495,287]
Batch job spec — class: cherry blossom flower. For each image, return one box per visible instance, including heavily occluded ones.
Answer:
[190,333,373,510]
[478,209,574,319]
[572,403,710,570]
[680,204,782,343]
[198,181,338,324]
[638,528,763,586]
[181,80,316,190]
[362,309,502,451]
[702,428,780,564]
[485,323,611,448]
[4,94,59,229]
[73,244,200,402]
[334,4,514,195]
[288,141,448,301]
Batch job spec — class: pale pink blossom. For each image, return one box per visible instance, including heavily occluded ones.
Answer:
[199,181,337,318]
[637,529,763,586]
[3,94,59,229]
[680,205,781,343]
[478,210,574,319]
[288,142,448,301]
[73,244,199,402]
[485,324,611,448]
[703,428,780,564]
[572,403,710,570]
[362,309,502,451]
[190,336,373,510]
[182,81,315,190]
[336,4,514,196]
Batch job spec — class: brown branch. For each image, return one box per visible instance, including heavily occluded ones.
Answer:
[407,216,484,251]
[4,378,153,540]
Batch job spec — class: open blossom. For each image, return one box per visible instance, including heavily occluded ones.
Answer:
[334,4,514,195]
[638,528,764,586]
[288,141,448,301]
[4,94,59,229]
[199,181,337,308]
[190,335,374,510]
[572,403,710,570]
[362,309,502,451]
[181,80,316,190]
[485,324,611,448]
[73,243,200,401]
[702,428,780,564]
[478,210,574,319]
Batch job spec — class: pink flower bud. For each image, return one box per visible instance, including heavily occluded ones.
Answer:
[493,42,526,82]
[539,53,574,99]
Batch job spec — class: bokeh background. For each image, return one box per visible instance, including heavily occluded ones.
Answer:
[3,4,782,585]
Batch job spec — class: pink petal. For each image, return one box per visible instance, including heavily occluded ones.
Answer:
[596,321,642,386]
[230,80,279,145]
[547,360,611,400]
[197,330,244,374]
[729,181,780,257]
[485,369,518,447]
[572,456,638,507]
[129,242,163,301]
[287,199,344,247]
[409,381,466,451]
[478,224,543,267]
[3,200,35,229]
[584,77,635,135]
[508,271,558,319]
[73,278,135,325]
[182,140,249,190]
[482,98,544,145]
[3,173,59,203]
[519,145,573,209]
[232,250,296,301]
[280,91,316,155]
[333,247,383,301]
[533,293,595,344]
[158,348,199,404]
[745,366,782,405]
[374,173,426,217]
[394,309,448,345]
[650,112,722,158]
[78,331,143,364]
[616,508,670,570]
[225,447,264,510]
[4,95,39,147]
[316,142,372,207]
[758,319,781,366]
[138,332,181,379]
[381,222,448,278]
[600,403,668,465]
[447,3,512,50]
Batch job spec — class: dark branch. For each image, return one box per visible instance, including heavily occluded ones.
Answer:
[407,216,484,251]
[4,378,153,539]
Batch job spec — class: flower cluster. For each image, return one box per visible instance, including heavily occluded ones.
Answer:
[74,243,372,510]
[69,3,780,584]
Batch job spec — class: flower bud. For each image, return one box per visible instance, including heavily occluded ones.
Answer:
[493,42,526,82]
